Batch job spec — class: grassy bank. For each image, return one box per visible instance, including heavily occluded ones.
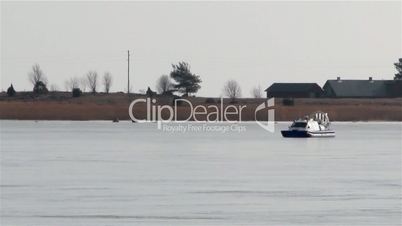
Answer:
[0,92,401,121]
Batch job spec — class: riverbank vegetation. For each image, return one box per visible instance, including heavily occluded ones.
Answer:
[0,92,401,121]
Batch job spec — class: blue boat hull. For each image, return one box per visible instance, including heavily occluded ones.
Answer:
[281,130,335,138]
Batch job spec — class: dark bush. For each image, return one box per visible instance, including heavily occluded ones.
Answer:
[146,87,157,97]
[7,84,16,97]
[33,81,48,94]
[72,88,82,97]
[282,98,294,106]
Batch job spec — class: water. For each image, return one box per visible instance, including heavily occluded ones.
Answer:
[1,121,401,226]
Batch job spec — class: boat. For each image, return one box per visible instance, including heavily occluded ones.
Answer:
[281,112,335,138]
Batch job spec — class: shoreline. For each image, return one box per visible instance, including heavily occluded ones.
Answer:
[1,120,401,123]
[1,93,401,121]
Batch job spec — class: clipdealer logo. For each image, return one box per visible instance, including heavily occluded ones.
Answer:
[254,98,275,132]
[128,98,275,133]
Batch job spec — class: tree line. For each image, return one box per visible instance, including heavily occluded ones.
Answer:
[155,62,262,99]
[63,71,113,97]
[6,64,114,97]
[7,58,402,98]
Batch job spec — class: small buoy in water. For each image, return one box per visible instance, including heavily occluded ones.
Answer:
[112,118,119,123]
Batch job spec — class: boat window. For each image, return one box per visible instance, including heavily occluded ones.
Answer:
[291,122,307,128]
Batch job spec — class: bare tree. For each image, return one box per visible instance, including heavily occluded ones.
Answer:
[64,80,70,92]
[80,77,88,92]
[156,75,173,94]
[72,77,80,89]
[251,85,263,98]
[50,84,59,92]
[223,79,242,100]
[65,77,80,91]
[86,71,98,94]
[28,64,47,86]
[103,72,113,93]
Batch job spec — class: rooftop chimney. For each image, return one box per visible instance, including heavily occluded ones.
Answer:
[337,76,341,82]
[369,77,373,83]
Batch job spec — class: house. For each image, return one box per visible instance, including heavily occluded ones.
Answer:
[385,80,402,97]
[264,83,323,98]
[322,77,395,98]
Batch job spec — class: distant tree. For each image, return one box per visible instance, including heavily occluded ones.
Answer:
[64,80,69,91]
[223,79,241,100]
[28,64,47,86]
[251,85,263,98]
[28,64,48,94]
[72,88,82,97]
[65,77,80,91]
[146,87,157,97]
[80,77,88,92]
[103,72,112,93]
[33,81,48,94]
[7,84,16,97]
[170,62,201,96]
[86,71,98,94]
[394,58,402,80]
[156,75,173,94]
[49,84,59,92]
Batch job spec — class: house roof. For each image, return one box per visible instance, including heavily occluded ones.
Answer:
[265,83,322,93]
[323,80,389,97]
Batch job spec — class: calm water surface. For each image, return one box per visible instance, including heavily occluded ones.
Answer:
[1,121,401,226]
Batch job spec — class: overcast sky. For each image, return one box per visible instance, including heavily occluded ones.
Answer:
[1,1,401,96]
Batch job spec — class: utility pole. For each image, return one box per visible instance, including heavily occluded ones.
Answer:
[127,50,130,94]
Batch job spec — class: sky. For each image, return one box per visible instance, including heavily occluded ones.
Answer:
[1,1,401,97]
